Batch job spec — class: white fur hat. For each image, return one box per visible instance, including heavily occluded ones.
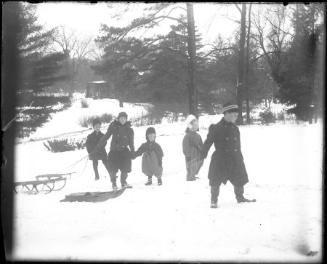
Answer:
[185,114,197,128]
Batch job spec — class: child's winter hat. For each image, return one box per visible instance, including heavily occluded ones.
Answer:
[92,118,101,127]
[185,114,197,129]
[146,127,156,140]
[118,112,128,119]
[222,102,238,114]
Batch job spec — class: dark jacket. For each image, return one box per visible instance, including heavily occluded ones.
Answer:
[202,118,249,186]
[86,131,107,160]
[182,128,203,160]
[101,120,135,153]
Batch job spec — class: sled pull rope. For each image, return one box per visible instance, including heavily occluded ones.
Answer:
[59,154,89,174]
[79,156,89,178]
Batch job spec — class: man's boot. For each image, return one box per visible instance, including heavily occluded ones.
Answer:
[234,185,256,203]
[157,177,162,186]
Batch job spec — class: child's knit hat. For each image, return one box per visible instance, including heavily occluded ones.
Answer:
[185,114,197,129]
[118,112,128,119]
[146,127,156,140]
[92,118,101,127]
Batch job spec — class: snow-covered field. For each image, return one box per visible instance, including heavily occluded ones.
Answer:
[12,105,323,261]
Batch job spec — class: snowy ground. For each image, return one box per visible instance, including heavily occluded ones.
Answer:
[12,114,323,262]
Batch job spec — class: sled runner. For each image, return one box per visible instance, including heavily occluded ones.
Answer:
[14,172,75,194]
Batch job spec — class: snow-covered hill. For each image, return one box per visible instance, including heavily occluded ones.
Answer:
[24,93,150,141]
[12,111,323,262]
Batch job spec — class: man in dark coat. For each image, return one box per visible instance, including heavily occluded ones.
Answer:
[86,118,110,181]
[98,112,135,190]
[202,102,256,208]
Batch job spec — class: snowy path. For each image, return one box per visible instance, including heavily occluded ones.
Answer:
[13,122,322,261]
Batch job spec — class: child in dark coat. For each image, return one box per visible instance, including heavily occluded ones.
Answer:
[86,118,110,181]
[98,112,135,190]
[133,127,164,186]
[182,115,204,181]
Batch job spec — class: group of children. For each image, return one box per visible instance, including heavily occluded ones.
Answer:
[86,112,165,191]
[86,102,255,208]
[86,111,202,189]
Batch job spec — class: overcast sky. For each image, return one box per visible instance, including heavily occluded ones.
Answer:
[36,3,241,47]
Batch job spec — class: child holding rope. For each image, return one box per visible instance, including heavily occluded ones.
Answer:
[98,112,135,191]
[182,115,204,181]
[86,118,111,181]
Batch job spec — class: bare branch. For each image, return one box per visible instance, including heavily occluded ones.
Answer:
[221,13,241,24]
[234,4,242,13]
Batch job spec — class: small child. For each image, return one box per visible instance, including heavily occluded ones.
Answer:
[182,115,204,181]
[86,118,110,181]
[134,127,164,186]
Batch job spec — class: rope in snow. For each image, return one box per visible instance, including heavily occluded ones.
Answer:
[59,154,89,174]
[79,156,89,178]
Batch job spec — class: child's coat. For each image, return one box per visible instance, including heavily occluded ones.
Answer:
[86,131,107,160]
[182,128,204,177]
[135,141,163,177]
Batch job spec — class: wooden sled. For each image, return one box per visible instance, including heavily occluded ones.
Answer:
[14,172,75,194]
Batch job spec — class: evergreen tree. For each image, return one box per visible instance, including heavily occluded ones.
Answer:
[16,3,68,93]
[277,4,324,121]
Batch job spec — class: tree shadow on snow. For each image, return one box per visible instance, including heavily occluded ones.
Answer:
[60,189,126,203]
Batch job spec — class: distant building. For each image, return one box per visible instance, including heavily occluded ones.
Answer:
[86,81,113,99]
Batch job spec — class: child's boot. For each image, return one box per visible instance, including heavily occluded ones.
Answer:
[112,183,118,192]
[110,172,118,191]
[145,176,152,186]
[94,171,100,181]
[122,182,133,188]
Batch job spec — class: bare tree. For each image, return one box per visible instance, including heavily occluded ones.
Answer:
[236,3,246,125]
[52,26,95,95]
[186,3,197,115]
[245,3,252,124]
[252,5,292,81]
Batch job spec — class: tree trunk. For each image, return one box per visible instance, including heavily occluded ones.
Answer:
[2,2,21,256]
[186,3,197,116]
[245,4,252,124]
[237,3,246,125]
